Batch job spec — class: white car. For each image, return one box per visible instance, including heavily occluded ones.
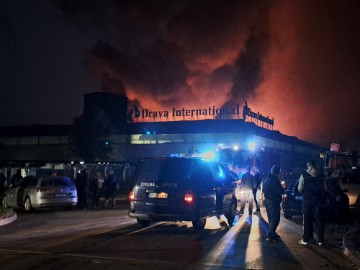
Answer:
[2,175,78,211]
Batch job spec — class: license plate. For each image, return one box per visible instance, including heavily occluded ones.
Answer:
[295,196,303,200]
[148,192,168,199]
[55,193,66,197]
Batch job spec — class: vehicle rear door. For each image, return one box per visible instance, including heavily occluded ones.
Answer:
[132,158,192,215]
[50,176,77,199]
[189,161,216,217]
[6,182,19,207]
[13,176,36,207]
[211,163,236,212]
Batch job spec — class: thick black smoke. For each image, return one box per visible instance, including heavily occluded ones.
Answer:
[54,0,272,109]
[54,0,360,151]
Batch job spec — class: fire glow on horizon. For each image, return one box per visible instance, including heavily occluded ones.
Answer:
[55,0,360,150]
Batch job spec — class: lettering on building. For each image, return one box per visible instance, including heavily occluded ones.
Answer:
[242,101,274,130]
[129,101,274,130]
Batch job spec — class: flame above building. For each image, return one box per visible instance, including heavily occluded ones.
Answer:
[55,0,360,150]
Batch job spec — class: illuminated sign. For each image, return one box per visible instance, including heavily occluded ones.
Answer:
[133,104,241,120]
[130,101,274,130]
[242,101,274,129]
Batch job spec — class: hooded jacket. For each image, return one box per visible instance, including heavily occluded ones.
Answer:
[263,173,282,204]
[298,169,326,207]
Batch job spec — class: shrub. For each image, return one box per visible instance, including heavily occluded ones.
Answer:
[0,206,15,218]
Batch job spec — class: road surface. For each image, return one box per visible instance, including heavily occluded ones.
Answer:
[0,205,358,270]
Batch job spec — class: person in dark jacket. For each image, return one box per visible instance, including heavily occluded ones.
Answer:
[75,169,88,209]
[253,167,263,214]
[0,169,7,197]
[11,169,23,185]
[298,160,327,246]
[105,169,118,208]
[263,165,282,241]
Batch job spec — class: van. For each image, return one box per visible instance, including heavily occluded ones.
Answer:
[128,157,237,230]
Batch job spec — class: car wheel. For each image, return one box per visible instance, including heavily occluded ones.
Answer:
[137,218,151,227]
[24,197,33,211]
[2,195,9,208]
[192,218,206,231]
[225,199,237,226]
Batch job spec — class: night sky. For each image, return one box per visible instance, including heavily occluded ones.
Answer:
[1,0,360,152]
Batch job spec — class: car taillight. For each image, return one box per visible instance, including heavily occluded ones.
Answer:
[184,193,194,204]
[37,188,51,192]
[282,194,288,202]
[129,191,135,201]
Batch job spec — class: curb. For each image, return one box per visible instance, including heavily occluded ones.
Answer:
[0,212,17,226]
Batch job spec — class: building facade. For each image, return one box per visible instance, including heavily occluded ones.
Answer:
[0,92,323,182]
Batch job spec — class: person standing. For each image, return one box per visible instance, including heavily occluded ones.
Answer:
[75,169,88,209]
[298,160,327,246]
[90,170,104,207]
[263,165,282,241]
[105,169,118,208]
[0,169,7,197]
[11,169,23,185]
[253,167,263,214]
[239,166,255,216]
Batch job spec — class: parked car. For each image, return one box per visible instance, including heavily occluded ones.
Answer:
[282,178,349,220]
[1,175,78,211]
[128,157,238,230]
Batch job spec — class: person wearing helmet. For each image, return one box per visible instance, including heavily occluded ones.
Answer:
[263,165,282,242]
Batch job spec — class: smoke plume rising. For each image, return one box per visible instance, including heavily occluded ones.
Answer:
[54,0,360,151]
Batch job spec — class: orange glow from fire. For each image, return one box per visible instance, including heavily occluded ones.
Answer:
[71,0,360,150]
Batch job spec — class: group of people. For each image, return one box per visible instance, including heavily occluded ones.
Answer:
[75,168,120,210]
[237,160,328,246]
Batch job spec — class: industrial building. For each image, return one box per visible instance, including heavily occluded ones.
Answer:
[0,92,323,183]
